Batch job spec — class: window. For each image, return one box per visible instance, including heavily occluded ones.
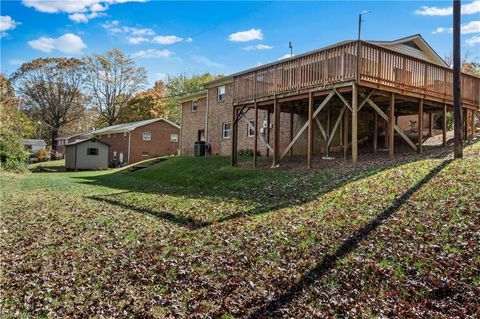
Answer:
[143,132,151,141]
[107,133,111,139]
[247,120,255,137]
[142,151,150,157]
[218,85,225,102]
[222,123,231,139]
[113,151,117,160]
[123,132,127,139]
[87,148,98,156]
[197,129,205,142]
[170,134,179,143]
[191,100,198,112]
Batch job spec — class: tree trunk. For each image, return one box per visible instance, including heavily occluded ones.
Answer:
[51,129,59,160]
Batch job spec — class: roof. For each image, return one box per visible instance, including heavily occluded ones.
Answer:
[23,139,46,146]
[65,138,110,146]
[177,90,208,103]
[202,35,449,86]
[56,131,94,141]
[92,118,180,135]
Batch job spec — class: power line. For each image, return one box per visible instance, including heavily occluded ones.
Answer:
[130,1,272,60]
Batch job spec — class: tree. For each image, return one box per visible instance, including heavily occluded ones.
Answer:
[0,74,35,170]
[163,73,222,124]
[10,58,85,159]
[84,49,147,126]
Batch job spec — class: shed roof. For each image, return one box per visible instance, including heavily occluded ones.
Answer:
[92,118,180,135]
[65,138,110,146]
[22,139,46,146]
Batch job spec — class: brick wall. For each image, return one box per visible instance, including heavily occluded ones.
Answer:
[96,120,179,165]
[180,97,207,156]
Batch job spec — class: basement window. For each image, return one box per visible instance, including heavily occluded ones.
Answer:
[218,86,225,102]
[192,100,198,112]
[223,123,231,139]
[143,132,151,141]
[170,134,179,143]
[87,148,98,156]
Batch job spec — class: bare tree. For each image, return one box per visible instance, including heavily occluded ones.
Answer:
[84,49,147,126]
[11,58,86,159]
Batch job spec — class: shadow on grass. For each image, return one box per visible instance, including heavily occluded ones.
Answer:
[247,158,452,318]
[72,140,467,231]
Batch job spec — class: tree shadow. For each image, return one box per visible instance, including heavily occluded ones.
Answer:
[247,158,452,318]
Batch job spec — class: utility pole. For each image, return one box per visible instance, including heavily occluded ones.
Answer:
[289,41,293,57]
[356,11,370,83]
[453,0,463,158]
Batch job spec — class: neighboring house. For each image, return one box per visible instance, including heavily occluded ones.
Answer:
[179,34,479,168]
[92,118,180,166]
[23,139,46,154]
[56,131,94,159]
[65,138,109,170]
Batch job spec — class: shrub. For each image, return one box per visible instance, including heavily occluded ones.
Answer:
[237,149,256,157]
[35,149,49,162]
[0,131,29,171]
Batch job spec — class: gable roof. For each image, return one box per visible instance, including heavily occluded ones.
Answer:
[92,118,180,135]
[65,138,110,147]
[56,131,93,141]
[367,34,449,67]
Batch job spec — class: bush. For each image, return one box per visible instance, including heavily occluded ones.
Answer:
[0,131,29,171]
[237,149,256,157]
[35,149,49,162]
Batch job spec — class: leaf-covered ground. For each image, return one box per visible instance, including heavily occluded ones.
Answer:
[1,142,479,318]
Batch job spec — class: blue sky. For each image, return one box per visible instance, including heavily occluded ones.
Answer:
[1,1,479,85]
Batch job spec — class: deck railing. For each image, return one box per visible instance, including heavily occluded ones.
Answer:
[233,41,480,107]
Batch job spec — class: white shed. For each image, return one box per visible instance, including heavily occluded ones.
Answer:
[65,138,109,170]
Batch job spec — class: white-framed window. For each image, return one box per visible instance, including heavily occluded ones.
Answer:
[192,100,198,112]
[247,120,255,137]
[123,132,127,138]
[170,134,179,143]
[218,85,225,102]
[113,151,117,160]
[107,133,111,139]
[87,148,98,156]
[143,132,151,141]
[222,123,231,139]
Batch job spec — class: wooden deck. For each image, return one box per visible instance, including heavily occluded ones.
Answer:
[233,41,480,109]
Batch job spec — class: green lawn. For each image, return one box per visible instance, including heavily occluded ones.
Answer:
[1,144,479,318]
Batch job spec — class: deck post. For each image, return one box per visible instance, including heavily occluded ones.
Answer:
[307,92,314,169]
[266,109,271,158]
[389,93,395,159]
[253,101,258,168]
[471,109,476,139]
[373,111,378,154]
[326,104,331,156]
[231,106,238,166]
[429,113,434,137]
[418,98,423,153]
[273,98,280,166]
[442,104,447,147]
[352,84,358,167]
[462,108,467,140]
[290,106,294,156]
[343,109,349,160]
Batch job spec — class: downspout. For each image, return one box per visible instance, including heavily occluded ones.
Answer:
[204,90,209,156]
[180,100,184,155]
[128,131,131,164]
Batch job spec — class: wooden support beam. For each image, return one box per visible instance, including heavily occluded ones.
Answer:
[326,104,331,156]
[389,93,395,159]
[334,88,352,112]
[358,90,375,111]
[344,110,349,160]
[280,90,335,161]
[442,104,447,147]
[327,106,346,147]
[373,111,378,154]
[272,98,280,166]
[307,92,314,169]
[429,113,434,137]
[315,118,328,141]
[231,106,238,166]
[289,106,294,156]
[253,102,258,168]
[418,99,423,153]
[352,84,358,168]
[470,109,476,140]
[266,110,271,158]
[363,96,418,152]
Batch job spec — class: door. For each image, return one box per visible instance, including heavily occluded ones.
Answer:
[197,130,205,142]
[119,152,124,163]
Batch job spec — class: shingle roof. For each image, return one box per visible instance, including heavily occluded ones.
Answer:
[22,139,46,146]
[92,118,180,135]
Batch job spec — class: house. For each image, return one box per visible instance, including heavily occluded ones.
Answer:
[56,131,94,159]
[65,138,109,170]
[179,34,480,167]
[92,118,180,166]
[22,139,47,154]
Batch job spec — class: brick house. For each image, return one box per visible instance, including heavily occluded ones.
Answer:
[91,118,180,166]
[179,35,479,167]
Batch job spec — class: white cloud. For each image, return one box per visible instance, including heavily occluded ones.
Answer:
[127,36,149,44]
[22,0,147,23]
[432,27,448,34]
[1,16,20,37]
[278,54,294,60]
[415,0,480,16]
[185,37,193,43]
[462,20,480,34]
[228,28,263,42]
[10,59,25,66]
[243,44,273,51]
[131,49,172,59]
[466,35,480,46]
[154,72,168,81]
[28,33,86,54]
[193,56,224,68]
[152,35,183,45]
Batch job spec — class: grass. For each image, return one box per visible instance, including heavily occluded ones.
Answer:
[1,143,479,318]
